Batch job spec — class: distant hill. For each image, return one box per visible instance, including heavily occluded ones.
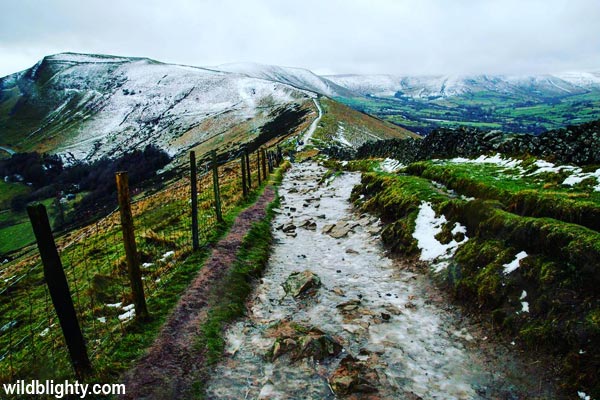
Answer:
[324,72,600,134]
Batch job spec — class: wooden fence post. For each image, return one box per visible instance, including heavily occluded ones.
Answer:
[212,150,223,223]
[261,148,267,180]
[190,151,199,251]
[27,204,91,378]
[244,147,251,190]
[115,172,149,322]
[240,152,248,197]
[268,151,274,173]
[256,149,262,186]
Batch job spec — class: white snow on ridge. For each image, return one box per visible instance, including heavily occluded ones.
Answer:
[46,57,311,161]
[562,168,600,191]
[215,62,338,96]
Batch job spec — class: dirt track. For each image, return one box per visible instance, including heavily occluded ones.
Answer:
[120,186,275,399]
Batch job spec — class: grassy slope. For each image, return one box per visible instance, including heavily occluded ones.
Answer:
[346,158,600,397]
[311,97,418,147]
[0,148,282,388]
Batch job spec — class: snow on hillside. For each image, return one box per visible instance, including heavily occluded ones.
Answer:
[326,72,600,99]
[1,54,312,162]
[58,59,306,160]
[214,62,348,97]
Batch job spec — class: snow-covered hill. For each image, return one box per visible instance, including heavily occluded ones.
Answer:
[213,62,352,97]
[0,53,312,162]
[325,72,600,99]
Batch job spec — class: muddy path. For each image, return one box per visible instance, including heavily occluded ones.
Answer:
[120,187,275,399]
[205,162,557,399]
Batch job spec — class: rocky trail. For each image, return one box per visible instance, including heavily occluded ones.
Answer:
[204,162,557,399]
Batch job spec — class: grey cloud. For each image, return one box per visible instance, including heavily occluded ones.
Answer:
[1,0,599,77]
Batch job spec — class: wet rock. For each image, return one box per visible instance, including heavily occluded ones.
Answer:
[317,214,327,219]
[405,302,417,309]
[360,344,385,355]
[329,223,352,239]
[267,321,342,362]
[336,299,361,312]
[271,208,283,214]
[332,287,346,296]
[345,248,359,254]
[329,355,379,397]
[282,223,296,233]
[282,270,321,297]
[322,224,335,234]
[298,219,317,230]
[326,220,360,239]
[380,312,391,321]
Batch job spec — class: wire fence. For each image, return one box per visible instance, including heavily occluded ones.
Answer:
[0,145,283,383]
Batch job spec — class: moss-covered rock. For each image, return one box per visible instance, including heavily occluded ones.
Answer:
[282,270,321,298]
[266,320,343,362]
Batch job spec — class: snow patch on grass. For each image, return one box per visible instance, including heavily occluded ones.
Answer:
[502,251,528,275]
[519,290,529,313]
[379,158,404,173]
[563,168,600,191]
[413,202,468,272]
[448,153,522,169]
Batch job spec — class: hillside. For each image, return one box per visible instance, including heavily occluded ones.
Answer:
[310,97,418,148]
[0,54,419,165]
[0,53,313,163]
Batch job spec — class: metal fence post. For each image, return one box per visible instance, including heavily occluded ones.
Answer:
[27,204,92,379]
[115,172,149,322]
[190,151,200,251]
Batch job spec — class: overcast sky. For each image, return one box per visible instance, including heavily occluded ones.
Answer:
[1,0,600,78]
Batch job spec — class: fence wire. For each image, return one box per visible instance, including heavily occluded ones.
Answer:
[0,146,283,383]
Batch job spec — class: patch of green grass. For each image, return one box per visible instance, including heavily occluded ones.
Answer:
[406,160,600,232]
[197,196,278,365]
[0,181,30,210]
[0,220,34,254]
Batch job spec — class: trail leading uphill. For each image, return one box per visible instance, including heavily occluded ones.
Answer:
[204,162,556,399]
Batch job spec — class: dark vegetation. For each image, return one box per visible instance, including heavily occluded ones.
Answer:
[325,119,600,166]
[0,145,170,226]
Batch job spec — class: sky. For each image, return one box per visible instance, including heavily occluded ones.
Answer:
[1,0,600,78]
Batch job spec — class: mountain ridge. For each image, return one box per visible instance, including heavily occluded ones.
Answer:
[0,52,414,162]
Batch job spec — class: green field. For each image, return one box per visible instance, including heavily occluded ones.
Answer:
[335,89,600,135]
